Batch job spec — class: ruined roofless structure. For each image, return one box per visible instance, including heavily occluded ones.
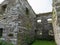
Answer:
[0,0,59,45]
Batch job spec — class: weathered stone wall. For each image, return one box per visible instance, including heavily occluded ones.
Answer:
[0,0,36,45]
[36,12,54,40]
[52,0,60,45]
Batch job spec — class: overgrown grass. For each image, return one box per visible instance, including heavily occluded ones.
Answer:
[32,40,56,45]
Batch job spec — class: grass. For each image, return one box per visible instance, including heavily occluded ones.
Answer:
[32,40,56,45]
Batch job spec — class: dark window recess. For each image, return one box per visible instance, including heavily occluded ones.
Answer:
[0,28,3,38]
[2,4,7,11]
[8,33,13,37]
[35,30,37,33]
[26,7,29,15]
[3,17,6,19]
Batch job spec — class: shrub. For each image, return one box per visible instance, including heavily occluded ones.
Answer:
[0,40,14,45]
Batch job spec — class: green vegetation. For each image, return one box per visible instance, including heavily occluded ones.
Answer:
[0,40,14,45]
[32,40,56,45]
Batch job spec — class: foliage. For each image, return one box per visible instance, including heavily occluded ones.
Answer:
[25,34,31,44]
[0,40,14,45]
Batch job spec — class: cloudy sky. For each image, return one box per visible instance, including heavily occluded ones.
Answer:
[0,0,4,4]
[28,0,52,14]
[0,0,52,14]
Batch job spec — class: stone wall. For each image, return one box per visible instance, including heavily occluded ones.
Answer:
[36,12,54,40]
[0,0,36,45]
[52,0,60,45]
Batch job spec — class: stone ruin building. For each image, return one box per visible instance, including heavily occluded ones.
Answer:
[0,0,36,45]
[0,0,57,45]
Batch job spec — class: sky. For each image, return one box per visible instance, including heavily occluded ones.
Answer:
[0,0,52,14]
[28,0,52,14]
[0,0,4,4]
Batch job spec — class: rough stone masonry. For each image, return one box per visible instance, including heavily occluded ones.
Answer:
[0,0,55,45]
[52,0,60,45]
[0,0,36,45]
